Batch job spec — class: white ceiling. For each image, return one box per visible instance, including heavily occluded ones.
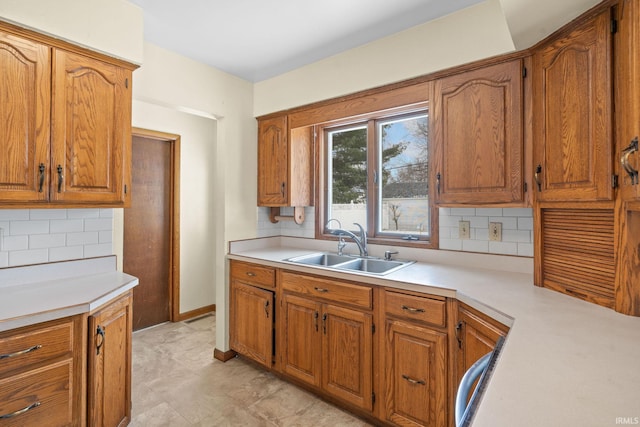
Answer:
[128,0,485,82]
[128,0,602,83]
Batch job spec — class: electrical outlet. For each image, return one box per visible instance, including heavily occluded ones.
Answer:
[489,222,502,241]
[459,221,470,239]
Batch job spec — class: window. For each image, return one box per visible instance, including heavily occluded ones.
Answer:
[320,106,436,246]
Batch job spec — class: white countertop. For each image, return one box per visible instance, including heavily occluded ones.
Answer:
[0,256,139,332]
[228,237,640,427]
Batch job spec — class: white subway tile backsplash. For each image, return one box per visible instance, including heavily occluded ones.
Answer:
[49,246,84,262]
[84,243,112,258]
[11,220,49,235]
[489,241,519,256]
[67,232,99,246]
[3,235,28,251]
[0,210,29,220]
[518,242,534,257]
[9,249,49,266]
[84,218,113,232]
[462,239,489,253]
[254,206,534,258]
[29,233,66,249]
[29,209,68,220]
[50,220,84,233]
[0,209,114,268]
[67,209,100,219]
[476,208,503,217]
[518,216,534,231]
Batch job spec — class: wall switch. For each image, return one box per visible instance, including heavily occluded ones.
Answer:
[459,221,470,239]
[489,222,502,241]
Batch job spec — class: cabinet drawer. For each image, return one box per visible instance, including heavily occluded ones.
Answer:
[0,359,74,427]
[231,261,276,289]
[0,318,74,377]
[281,271,372,309]
[385,291,446,327]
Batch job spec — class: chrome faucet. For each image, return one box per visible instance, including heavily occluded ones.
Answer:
[326,220,368,257]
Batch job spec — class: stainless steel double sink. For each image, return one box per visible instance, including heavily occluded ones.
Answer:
[284,252,414,275]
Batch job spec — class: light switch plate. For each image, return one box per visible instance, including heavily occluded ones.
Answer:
[459,221,470,239]
[489,222,502,241]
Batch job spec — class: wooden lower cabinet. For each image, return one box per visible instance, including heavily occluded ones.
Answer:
[88,291,133,427]
[383,319,447,427]
[455,302,509,404]
[280,292,374,411]
[0,316,85,427]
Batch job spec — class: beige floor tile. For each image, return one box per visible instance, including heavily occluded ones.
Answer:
[131,314,373,426]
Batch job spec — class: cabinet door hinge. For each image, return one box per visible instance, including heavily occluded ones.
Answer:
[372,323,375,334]
[612,174,619,189]
[522,66,527,78]
[523,182,528,193]
[611,19,618,34]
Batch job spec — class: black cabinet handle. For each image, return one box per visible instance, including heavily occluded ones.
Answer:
[57,165,64,193]
[264,300,270,318]
[436,173,441,195]
[534,164,542,192]
[0,402,41,419]
[38,163,45,192]
[621,138,639,185]
[96,325,105,355]
[402,374,426,386]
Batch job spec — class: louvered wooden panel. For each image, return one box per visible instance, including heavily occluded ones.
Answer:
[541,209,615,308]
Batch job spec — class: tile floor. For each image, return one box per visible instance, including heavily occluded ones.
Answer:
[131,313,373,426]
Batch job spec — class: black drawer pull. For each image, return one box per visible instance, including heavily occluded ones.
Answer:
[314,287,329,293]
[402,374,426,386]
[245,272,256,277]
[0,402,41,419]
[401,305,425,313]
[0,344,42,360]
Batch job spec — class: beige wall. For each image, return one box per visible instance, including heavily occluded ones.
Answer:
[253,0,515,116]
[127,42,256,347]
[0,0,143,64]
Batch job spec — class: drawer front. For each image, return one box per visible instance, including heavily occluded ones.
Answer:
[231,260,276,289]
[385,291,446,327]
[281,271,372,309]
[0,318,74,377]
[0,359,74,427]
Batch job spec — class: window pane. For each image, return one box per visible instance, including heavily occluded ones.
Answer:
[378,113,429,237]
[327,125,368,231]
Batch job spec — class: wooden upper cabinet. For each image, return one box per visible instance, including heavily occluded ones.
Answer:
[0,22,135,208]
[532,9,613,203]
[0,30,50,203]
[616,0,640,201]
[431,59,524,206]
[51,49,132,204]
[257,115,313,207]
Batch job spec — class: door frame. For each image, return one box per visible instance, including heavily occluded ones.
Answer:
[131,127,181,321]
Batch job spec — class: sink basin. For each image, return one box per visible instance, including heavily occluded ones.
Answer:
[285,252,354,266]
[336,258,409,275]
[284,252,414,275]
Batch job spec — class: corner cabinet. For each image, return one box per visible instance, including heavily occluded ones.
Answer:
[257,115,313,208]
[88,291,133,427]
[0,23,136,207]
[431,59,525,206]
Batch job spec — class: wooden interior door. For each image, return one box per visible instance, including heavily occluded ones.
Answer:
[124,134,173,330]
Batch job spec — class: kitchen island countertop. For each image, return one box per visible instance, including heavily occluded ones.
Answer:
[228,237,640,427]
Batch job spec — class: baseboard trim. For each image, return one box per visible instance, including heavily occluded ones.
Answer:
[176,304,216,322]
[214,348,236,362]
